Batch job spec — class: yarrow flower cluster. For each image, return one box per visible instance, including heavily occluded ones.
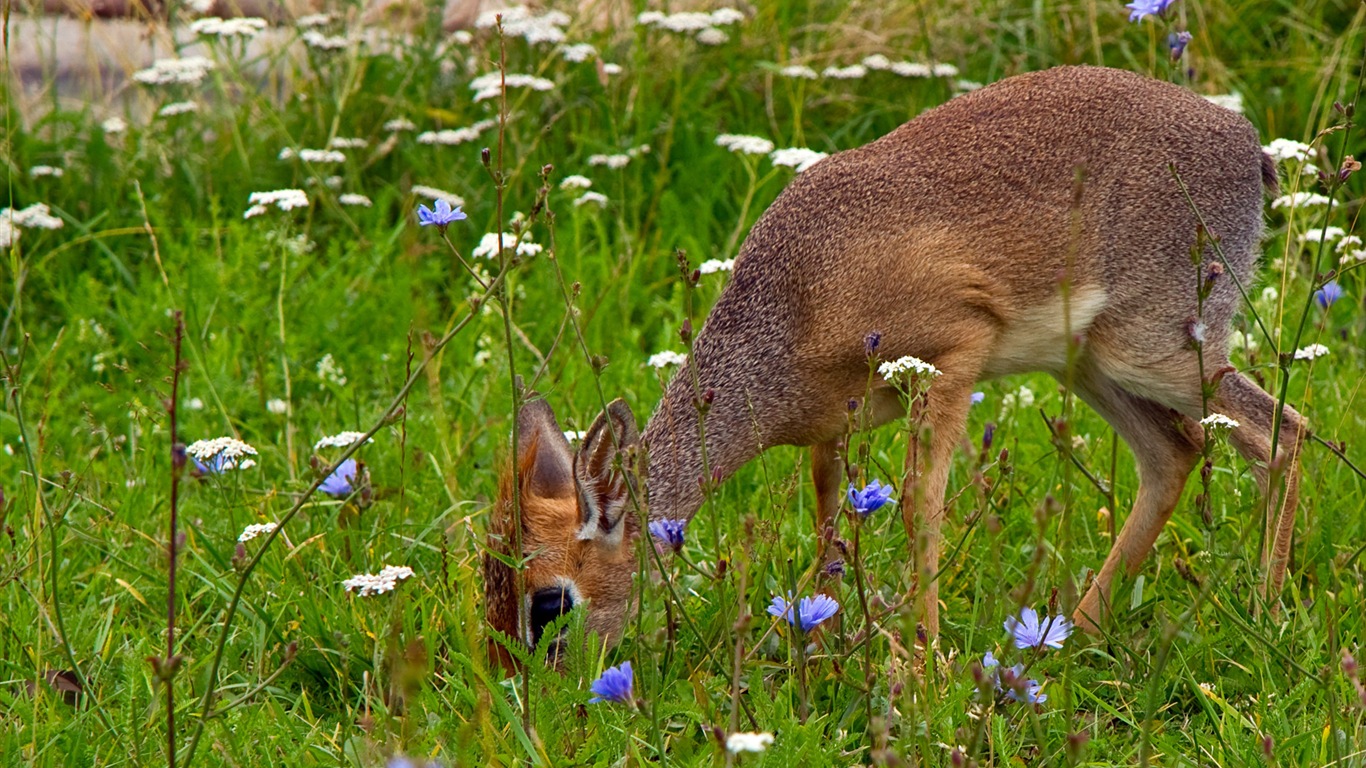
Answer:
[1199,413,1241,431]
[726,732,774,753]
[279,147,347,164]
[637,8,744,44]
[471,232,541,259]
[190,16,268,38]
[1,203,64,247]
[187,437,259,473]
[648,350,687,368]
[342,565,415,597]
[848,480,894,516]
[158,101,199,117]
[716,134,776,155]
[470,72,555,102]
[878,355,942,382]
[417,119,496,146]
[317,353,348,386]
[30,165,62,178]
[770,147,828,172]
[1294,343,1330,361]
[560,175,593,190]
[133,56,215,86]
[767,593,839,632]
[587,661,634,703]
[475,5,570,45]
[314,431,370,450]
[574,192,609,208]
[1263,138,1315,172]
[1005,607,1073,650]
[411,185,464,207]
[1271,192,1337,209]
[648,519,687,551]
[588,144,650,169]
[1298,226,1346,244]
[697,258,735,274]
[244,189,309,219]
[238,522,278,542]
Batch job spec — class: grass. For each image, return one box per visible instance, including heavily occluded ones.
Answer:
[2,0,1365,765]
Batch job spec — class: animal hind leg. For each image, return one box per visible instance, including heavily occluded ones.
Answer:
[1072,370,1204,633]
[812,439,846,587]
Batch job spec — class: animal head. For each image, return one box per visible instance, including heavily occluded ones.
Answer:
[483,398,641,671]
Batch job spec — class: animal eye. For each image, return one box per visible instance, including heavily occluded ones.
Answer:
[529,587,574,645]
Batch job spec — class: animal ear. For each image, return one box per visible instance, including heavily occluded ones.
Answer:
[517,399,575,499]
[573,398,639,543]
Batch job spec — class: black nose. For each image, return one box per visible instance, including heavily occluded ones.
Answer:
[529,586,574,647]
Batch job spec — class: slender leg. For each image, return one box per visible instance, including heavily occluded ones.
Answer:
[812,439,845,587]
[1072,371,1204,633]
[1208,372,1306,607]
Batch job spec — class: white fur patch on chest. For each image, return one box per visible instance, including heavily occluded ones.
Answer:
[983,285,1108,377]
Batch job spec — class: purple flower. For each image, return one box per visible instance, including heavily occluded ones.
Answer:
[1315,280,1343,309]
[1168,30,1192,59]
[847,480,894,516]
[1125,0,1175,22]
[417,199,467,229]
[1005,607,1073,650]
[767,593,840,632]
[970,391,985,405]
[648,518,687,551]
[981,652,1047,704]
[320,458,358,497]
[588,661,634,704]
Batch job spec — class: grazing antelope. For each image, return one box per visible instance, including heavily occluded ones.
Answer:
[484,65,1306,667]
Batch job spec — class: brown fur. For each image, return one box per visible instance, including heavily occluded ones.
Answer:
[486,65,1307,662]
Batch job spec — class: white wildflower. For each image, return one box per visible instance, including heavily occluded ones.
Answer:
[475,6,570,45]
[411,185,465,207]
[339,193,372,207]
[574,192,609,207]
[302,30,349,50]
[472,232,539,258]
[561,43,597,62]
[778,64,819,79]
[878,355,942,382]
[726,732,774,753]
[186,436,259,471]
[30,165,63,178]
[822,64,867,79]
[1293,343,1330,361]
[450,30,473,45]
[238,522,278,542]
[267,398,289,415]
[1298,226,1345,244]
[560,174,593,190]
[384,117,417,132]
[296,12,332,28]
[932,63,959,77]
[1260,285,1279,304]
[185,397,205,411]
[133,56,215,86]
[697,258,735,274]
[158,101,199,117]
[1199,413,1240,430]
[329,137,368,149]
[601,62,623,76]
[342,565,416,597]
[102,116,128,134]
[716,134,775,155]
[588,153,632,169]
[470,72,555,102]
[861,54,892,70]
[190,16,268,38]
[695,27,729,45]
[1263,139,1313,164]
[955,79,985,91]
[0,219,18,249]
[639,9,744,33]
[563,430,586,443]
[291,148,346,164]
[1203,93,1244,113]
[417,119,496,146]
[6,203,62,229]
[314,431,370,450]
[648,350,688,368]
[244,189,308,218]
[1336,235,1363,252]
[317,353,348,386]
[1270,192,1336,209]
[770,147,828,172]
[1002,385,1036,409]
[889,61,932,77]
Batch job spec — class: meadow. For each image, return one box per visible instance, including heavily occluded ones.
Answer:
[2,0,1366,765]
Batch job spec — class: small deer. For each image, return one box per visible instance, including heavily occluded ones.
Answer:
[484,65,1306,667]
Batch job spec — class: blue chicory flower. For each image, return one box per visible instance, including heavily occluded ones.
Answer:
[417,199,467,229]
[768,593,840,632]
[1315,280,1343,309]
[588,661,634,704]
[848,480,894,516]
[1005,607,1073,650]
[970,391,985,405]
[320,458,358,497]
[1168,30,1193,59]
[1125,0,1175,22]
[981,652,1047,704]
[648,519,687,551]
